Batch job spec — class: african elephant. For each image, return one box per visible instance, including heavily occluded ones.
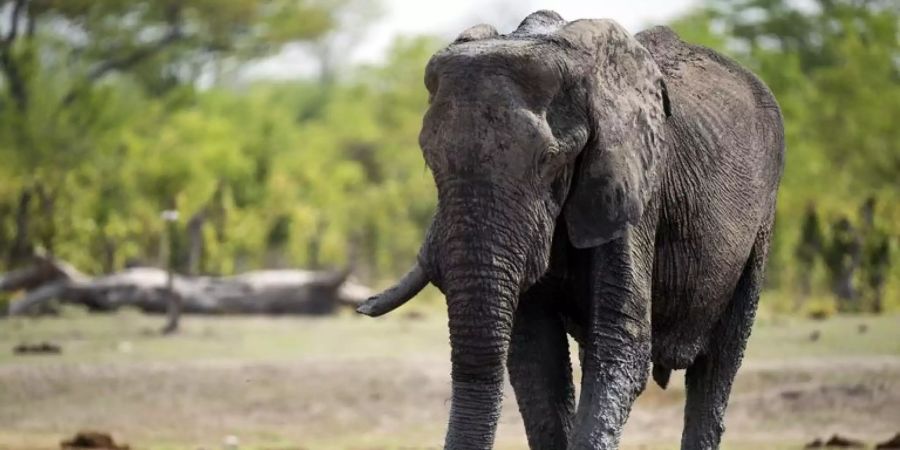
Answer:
[358,10,784,450]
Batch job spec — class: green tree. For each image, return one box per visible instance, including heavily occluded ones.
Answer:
[0,0,342,269]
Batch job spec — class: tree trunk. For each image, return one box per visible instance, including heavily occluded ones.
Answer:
[34,184,57,256]
[7,188,33,267]
[159,213,180,334]
[160,261,181,334]
[3,257,368,317]
[186,209,206,276]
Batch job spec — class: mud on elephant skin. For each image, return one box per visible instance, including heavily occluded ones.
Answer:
[358,9,784,450]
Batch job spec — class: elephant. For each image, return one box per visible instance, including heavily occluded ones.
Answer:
[357,10,784,450]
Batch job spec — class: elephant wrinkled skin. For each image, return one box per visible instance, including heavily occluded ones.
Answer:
[358,10,784,450]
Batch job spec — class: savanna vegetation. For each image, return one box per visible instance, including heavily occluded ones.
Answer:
[0,0,897,315]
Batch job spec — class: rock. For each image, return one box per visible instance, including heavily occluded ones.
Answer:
[876,433,900,449]
[824,434,865,447]
[14,341,61,355]
[805,438,825,448]
[223,434,239,449]
[805,434,866,448]
[61,431,129,449]
[403,310,425,320]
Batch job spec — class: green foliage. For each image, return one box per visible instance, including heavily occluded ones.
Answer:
[0,0,438,282]
[1,1,896,310]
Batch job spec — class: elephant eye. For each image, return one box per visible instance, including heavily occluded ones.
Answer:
[537,147,566,181]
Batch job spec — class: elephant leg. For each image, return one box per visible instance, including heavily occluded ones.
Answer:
[508,280,576,450]
[569,233,654,450]
[681,228,769,450]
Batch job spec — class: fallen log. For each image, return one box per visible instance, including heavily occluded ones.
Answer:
[3,256,372,316]
[0,256,87,291]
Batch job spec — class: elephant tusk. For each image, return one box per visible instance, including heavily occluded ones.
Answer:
[356,263,429,317]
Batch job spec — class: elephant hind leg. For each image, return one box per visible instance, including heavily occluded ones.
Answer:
[680,225,771,450]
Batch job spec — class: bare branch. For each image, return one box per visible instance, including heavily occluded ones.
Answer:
[0,0,31,111]
[2,0,25,47]
[7,281,70,316]
[60,4,185,107]
[24,0,33,37]
[87,30,183,82]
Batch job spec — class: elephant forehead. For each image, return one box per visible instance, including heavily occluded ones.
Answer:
[426,40,567,112]
[420,100,555,176]
[441,38,544,57]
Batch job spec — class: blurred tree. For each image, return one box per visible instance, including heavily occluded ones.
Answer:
[795,202,824,299]
[0,0,343,269]
[824,216,862,311]
[1,0,896,315]
[859,197,893,313]
[862,235,891,313]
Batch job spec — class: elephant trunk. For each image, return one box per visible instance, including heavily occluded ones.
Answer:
[443,258,519,449]
[439,204,527,449]
[359,178,543,449]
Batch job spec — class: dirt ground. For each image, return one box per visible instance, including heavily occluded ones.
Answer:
[0,311,898,449]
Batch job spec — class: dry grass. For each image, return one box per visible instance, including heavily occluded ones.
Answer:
[0,309,898,449]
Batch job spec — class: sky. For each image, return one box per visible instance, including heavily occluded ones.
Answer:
[245,0,699,79]
[355,0,699,62]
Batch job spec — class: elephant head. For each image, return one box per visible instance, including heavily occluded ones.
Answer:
[357,10,670,448]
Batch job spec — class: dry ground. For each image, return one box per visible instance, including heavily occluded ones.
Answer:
[0,308,898,449]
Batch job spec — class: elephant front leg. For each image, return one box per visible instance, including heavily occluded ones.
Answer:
[508,280,576,450]
[569,237,653,450]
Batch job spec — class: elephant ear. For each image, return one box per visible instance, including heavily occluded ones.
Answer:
[559,19,671,248]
